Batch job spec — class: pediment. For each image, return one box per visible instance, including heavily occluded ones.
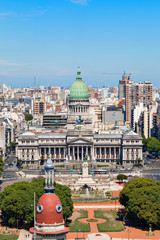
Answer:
[68,137,92,144]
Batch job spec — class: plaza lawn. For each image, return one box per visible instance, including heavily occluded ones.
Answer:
[95,210,123,232]
[69,210,90,232]
[0,234,18,240]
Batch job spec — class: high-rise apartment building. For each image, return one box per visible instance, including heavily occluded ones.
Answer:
[125,81,153,125]
[153,100,160,139]
[118,73,133,100]
[135,108,149,138]
[118,73,153,126]
[34,99,46,114]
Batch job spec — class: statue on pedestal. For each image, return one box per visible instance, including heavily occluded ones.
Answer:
[82,154,88,177]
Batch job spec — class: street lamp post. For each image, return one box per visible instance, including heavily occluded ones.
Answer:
[77,229,81,239]
[127,227,130,240]
[33,192,36,240]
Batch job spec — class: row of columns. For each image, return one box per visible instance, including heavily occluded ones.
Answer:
[20,148,39,160]
[68,146,93,161]
[124,148,141,160]
[70,106,89,114]
[19,146,121,161]
[95,147,120,159]
[41,147,66,159]
[68,146,120,161]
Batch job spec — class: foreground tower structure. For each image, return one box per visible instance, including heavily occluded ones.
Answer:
[30,159,69,239]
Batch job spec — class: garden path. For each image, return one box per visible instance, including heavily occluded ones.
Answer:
[78,209,106,233]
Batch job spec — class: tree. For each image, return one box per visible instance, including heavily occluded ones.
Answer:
[146,137,160,155]
[157,130,160,142]
[10,141,16,150]
[24,113,33,122]
[0,181,33,226]
[0,178,73,227]
[135,158,142,167]
[55,183,73,222]
[117,174,128,183]
[17,159,22,168]
[142,134,147,151]
[116,158,120,165]
[119,178,160,227]
[0,157,4,177]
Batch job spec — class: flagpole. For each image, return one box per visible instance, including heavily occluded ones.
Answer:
[34,192,36,240]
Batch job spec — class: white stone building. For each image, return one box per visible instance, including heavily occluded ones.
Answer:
[16,68,142,169]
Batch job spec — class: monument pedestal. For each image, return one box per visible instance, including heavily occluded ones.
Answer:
[74,159,96,190]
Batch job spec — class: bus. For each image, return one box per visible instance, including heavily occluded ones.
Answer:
[90,169,108,175]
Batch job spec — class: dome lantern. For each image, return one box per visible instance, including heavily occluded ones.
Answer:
[76,66,81,79]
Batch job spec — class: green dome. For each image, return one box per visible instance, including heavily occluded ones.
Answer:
[69,67,89,100]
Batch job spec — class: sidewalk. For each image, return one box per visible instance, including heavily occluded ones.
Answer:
[18,229,32,240]
[74,205,123,209]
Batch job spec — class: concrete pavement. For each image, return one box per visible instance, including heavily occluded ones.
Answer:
[18,229,32,240]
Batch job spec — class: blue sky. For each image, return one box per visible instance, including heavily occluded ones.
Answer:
[0,0,160,87]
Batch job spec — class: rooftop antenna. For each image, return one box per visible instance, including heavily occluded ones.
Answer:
[34,76,36,88]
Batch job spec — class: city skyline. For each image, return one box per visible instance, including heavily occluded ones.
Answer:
[0,0,160,87]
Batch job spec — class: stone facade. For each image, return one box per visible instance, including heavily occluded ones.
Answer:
[16,129,142,169]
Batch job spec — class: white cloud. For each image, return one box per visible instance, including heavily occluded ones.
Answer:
[69,0,90,6]
[23,8,48,17]
[0,11,16,16]
[0,67,20,77]
[0,60,20,66]
[0,8,48,19]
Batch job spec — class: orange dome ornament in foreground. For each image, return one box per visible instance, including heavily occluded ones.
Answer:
[30,159,69,240]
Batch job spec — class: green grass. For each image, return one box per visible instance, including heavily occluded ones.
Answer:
[105,191,112,198]
[97,165,109,167]
[54,165,64,168]
[95,210,123,232]
[69,210,90,232]
[0,234,18,240]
